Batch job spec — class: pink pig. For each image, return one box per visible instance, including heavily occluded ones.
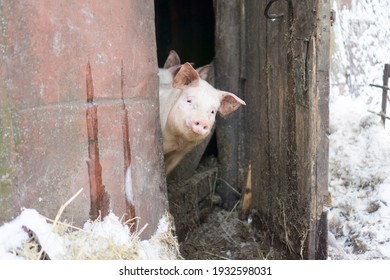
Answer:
[158,50,210,89]
[159,62,246,175]
[158,50,182,89]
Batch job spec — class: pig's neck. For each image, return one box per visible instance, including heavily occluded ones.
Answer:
[162,128,200,155]
[163,134,185,154]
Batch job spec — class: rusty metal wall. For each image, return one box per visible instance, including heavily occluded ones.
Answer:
[0,0,168,239]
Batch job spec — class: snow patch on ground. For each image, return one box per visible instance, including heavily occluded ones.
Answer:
[0,209,179,260]
[328,0,390,259]
[328,94,390,259]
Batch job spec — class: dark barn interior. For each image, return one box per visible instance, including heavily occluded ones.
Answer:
[155,0,215,70]
[154,0,272,259]
[154,0,218,159]
[154,0,226,248]
[155,0,218,171]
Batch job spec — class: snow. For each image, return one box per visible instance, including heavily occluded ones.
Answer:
[328,94,390,259]
[328,0,390,259]
[0,209,45,259]
[125,165,134,205]
[0,208,178,260]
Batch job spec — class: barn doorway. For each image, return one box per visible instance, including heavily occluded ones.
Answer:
[155,0,217,158]
[154,0,329,260]
[154,0,267,260]
[155,0,215,71]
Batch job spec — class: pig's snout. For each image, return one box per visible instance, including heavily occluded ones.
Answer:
[188,119,210,136]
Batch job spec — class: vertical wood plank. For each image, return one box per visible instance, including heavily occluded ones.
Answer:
[311,0,330,259]
[238,0,329,259]
[214,0,243,208]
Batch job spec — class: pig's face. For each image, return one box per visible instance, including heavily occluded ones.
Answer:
[166,63,246,143]
[168,80,220,142]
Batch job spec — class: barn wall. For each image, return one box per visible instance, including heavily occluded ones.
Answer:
[215,0,330,259]
[0,0,167,239]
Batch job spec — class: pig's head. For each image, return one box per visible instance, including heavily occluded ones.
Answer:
[167,62,246,143]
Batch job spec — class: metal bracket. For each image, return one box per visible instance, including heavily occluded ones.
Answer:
[330,9,336,26]
[264,0,284,20]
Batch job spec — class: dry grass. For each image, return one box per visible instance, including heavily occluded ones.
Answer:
[13,189,179,260]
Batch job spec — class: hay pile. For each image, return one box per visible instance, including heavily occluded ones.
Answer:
[0,189,180,260]
[180,208,284,260]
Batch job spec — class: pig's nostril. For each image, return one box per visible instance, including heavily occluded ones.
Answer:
[195,122,200,126]
[203,126,207,130]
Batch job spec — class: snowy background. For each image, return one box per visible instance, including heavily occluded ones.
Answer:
[328,0,390,259]
[1,0,390,260]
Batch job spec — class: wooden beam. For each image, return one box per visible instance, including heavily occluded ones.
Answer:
[381,64,390,126]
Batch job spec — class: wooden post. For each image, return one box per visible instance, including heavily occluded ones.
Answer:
[238,0,329,259]
[381,64,390,126]
[214,0,244,209]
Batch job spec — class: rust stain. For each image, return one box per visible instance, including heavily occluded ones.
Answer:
[121,60,136,231]
[86,61,110,220]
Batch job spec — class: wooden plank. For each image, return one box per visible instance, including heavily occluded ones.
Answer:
[381,64,390,126]
[214,0,243,208]
[240,0,329,259]
[243,0,270,214]
[312,0,330,260]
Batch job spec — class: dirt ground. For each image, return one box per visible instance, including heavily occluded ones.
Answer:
[179,207,285,260]
[168,156,287,260]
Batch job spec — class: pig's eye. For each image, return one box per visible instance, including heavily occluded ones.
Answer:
[186,99,192,104]
[211,110,215,115]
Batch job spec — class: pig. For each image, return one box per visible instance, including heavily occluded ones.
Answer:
[158,50,210,88]
[159,62,246,175]
[158,50,181,89]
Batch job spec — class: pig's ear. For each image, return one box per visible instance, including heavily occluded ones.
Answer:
[196,64,212,80]
[217,91,246,116]
[163,50,180,69]
[173,63,200,89]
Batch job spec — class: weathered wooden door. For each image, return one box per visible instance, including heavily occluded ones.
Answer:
[214,0,330,259]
